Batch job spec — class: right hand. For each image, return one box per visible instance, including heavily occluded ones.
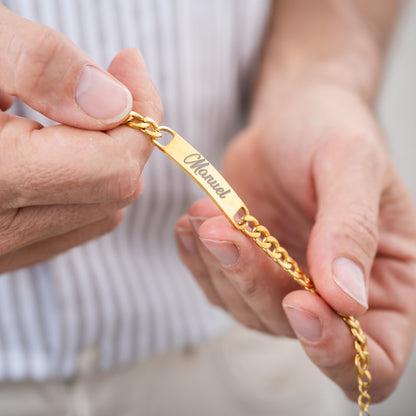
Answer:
[0,5,162,272]
[176,79,416,402]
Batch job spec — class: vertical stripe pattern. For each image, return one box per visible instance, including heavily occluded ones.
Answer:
[0,0,271,380]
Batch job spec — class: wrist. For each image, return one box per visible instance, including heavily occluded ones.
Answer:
[270,36,381,96]
[249,0,397,122]
[249,41,381,124]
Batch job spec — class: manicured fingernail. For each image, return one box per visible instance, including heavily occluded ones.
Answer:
[283,305,322,341]
[333,257,368,309]
[200,239,239,266]
[176,228,199,254]
[76,65,132,122]
[189,216,206,232]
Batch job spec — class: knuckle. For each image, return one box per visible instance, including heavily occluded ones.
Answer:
[0,118,41,209]
[101,211,125,233]
[321,202,379,266]
[104,162,142,202]
[0,209,22,256]
[231,274,260,298]
[341,204,379,260]
[12,24,67,96]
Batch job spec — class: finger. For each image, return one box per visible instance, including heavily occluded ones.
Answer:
[282,290,363,401]
[0,49,161,207]
[197,218,271,333]
[0,188,139,254]
[185,199,262,322]
[0,5,131,129]
[177,202,266,331]
[0,118,143,207]
[107,48,162,124]
[188,199,297,334]
[175,214,225,308]
[198,215,297,334]
[0,88,13,110]
[282,289,404,403]
[0,212,125,272]
[308,130,386,316]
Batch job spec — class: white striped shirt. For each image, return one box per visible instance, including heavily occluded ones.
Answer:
[0,0,271,380]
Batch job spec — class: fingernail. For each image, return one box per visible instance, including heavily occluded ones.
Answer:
[283,305,322,341]
[76,65,132,122]
[176,228,199,254]
[200,239,239,266]
[332,257,368,308]
[189,216,206,232]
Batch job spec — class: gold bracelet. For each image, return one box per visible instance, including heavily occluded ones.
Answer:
[123,111,371,415]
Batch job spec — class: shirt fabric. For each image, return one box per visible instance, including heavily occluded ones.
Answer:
[0,0,271,380]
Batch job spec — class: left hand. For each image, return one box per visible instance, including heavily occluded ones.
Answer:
[175,79,416,402]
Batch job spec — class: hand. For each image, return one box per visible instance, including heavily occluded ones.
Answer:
[0,6,162,271]
[175,79,416,402]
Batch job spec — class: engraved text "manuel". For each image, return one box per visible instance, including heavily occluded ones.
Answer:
[183,153,231,199]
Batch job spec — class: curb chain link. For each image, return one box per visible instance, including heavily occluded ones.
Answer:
[124,112,163,139]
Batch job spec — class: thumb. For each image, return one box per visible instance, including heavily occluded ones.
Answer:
[105,48,163,166]
[0,5,132,129]
[308,136,384,316]
[107,48,162,125]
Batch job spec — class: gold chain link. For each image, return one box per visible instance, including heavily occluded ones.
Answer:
[124,112,163,139]
[123,111,371,415]
[236,211,371,415]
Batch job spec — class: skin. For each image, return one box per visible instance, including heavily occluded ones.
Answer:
[1,0,415,408]
[175,0,416,404]
[0,5,163,271]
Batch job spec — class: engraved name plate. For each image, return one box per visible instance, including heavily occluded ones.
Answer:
[154,126,247,226]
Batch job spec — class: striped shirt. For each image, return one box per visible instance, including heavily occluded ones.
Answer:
[0,0,271,380]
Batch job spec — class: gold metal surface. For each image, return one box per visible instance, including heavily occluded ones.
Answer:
[154,126,248,228]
